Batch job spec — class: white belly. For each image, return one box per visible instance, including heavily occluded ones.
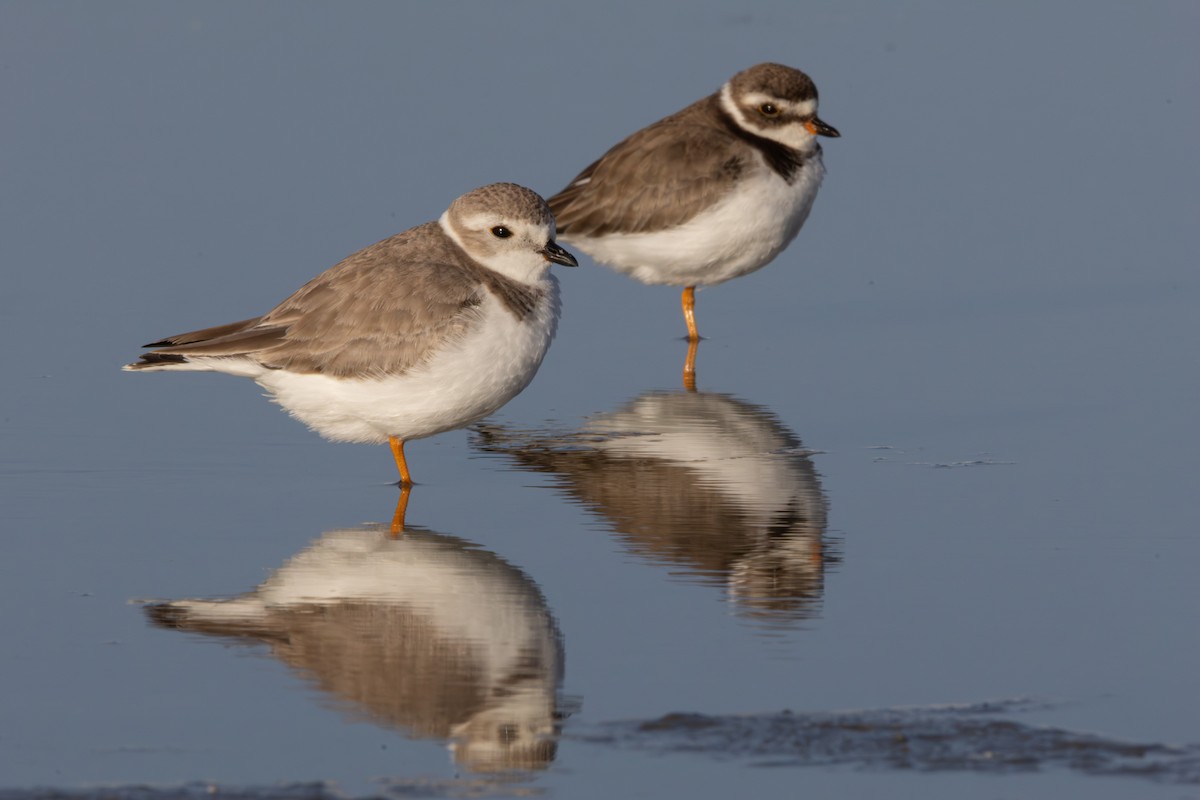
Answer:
[563,157,825,287]
[253,286,559,444]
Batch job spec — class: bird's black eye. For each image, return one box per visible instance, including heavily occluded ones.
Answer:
[491,226,513,239]
[759,102,780,117]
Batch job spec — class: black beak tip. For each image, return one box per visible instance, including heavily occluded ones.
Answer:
[544,242,579,267]
[808,116,840,138]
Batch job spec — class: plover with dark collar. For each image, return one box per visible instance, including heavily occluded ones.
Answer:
[549,63,839,344]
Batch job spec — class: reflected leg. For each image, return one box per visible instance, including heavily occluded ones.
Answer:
[683,338,699,392]
[390,484,411,536]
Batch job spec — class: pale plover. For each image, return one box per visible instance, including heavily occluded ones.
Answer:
[125,183,577,484]
[548,62,839,343]
[146,522,564,772]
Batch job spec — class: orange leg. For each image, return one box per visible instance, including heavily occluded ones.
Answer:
[388,435,413,486]
[683,338,699,392]
[681,286,700,342]
[390,484,411,537]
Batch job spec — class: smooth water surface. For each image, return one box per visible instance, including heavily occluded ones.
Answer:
[1,3,1198,799]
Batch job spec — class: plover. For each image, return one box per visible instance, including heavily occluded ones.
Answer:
[125,183,577,484]
[548,62,839,342]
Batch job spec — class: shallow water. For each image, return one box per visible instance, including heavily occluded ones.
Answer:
[2,3,1198,799]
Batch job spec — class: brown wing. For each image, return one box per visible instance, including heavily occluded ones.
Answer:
[548,97,747,237]
[130,223,485,378]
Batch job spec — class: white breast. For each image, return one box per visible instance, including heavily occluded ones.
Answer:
[564,155,825,287]
[254,281,560,444]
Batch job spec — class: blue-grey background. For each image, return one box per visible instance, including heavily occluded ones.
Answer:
[1,2,1197,798]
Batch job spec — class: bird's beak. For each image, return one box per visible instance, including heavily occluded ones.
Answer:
[542,241,578,267]
[804,116,840,138]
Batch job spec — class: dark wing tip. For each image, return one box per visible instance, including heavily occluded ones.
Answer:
[144,602,188,629]
[140,317,264,349]
[125,352,189,370]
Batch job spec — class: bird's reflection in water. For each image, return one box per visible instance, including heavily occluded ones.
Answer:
[146,520,565,774]
[474,390,834,629]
